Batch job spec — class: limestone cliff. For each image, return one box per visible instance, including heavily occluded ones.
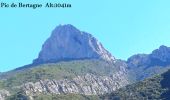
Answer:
[22,70,128,97]
[0,90,10,100]
[33,24,115,64]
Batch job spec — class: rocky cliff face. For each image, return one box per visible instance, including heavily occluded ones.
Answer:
[0,90,10,100]
[33,24,115,64]
[0,60,129,99]
[22,69,128,97]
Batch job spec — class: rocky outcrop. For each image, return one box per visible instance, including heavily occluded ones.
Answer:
[150,45,170,66]
[127,45,170,81]
[127,45,170,68]
[0,89,10,100]
[33,24,115,64]
[22,70,128,97]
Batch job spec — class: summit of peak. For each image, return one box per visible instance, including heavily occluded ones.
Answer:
[33,24,115,64]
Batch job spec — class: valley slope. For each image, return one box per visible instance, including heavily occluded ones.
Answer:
[102,69,170,100]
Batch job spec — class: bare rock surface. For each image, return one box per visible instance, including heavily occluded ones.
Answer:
[0,89,10,100]
[22,70,128,96]
[33,24,115,64]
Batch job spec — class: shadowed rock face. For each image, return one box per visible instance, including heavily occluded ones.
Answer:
[33,24,115,64]
[127,45,170,81]
[150,45,170,66]
[128,45,170,68]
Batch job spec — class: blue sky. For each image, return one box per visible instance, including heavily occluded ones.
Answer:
[0,0,170,72]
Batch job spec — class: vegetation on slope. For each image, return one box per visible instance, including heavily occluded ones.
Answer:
[7,68,170,100]
[2,59,170,100]
[102,70,170,100]
[0,59,119,97]
[128,64,170,82]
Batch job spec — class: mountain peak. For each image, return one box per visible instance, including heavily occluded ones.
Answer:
[51,24,82,37]
[56,24,79,31]
[153,45,170,53]
[33,24,115,64]
[159,45,168,49]
[151,45,170,62]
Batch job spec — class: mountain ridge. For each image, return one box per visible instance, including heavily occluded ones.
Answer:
[0,24,170,99]
[127,45,170,81]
